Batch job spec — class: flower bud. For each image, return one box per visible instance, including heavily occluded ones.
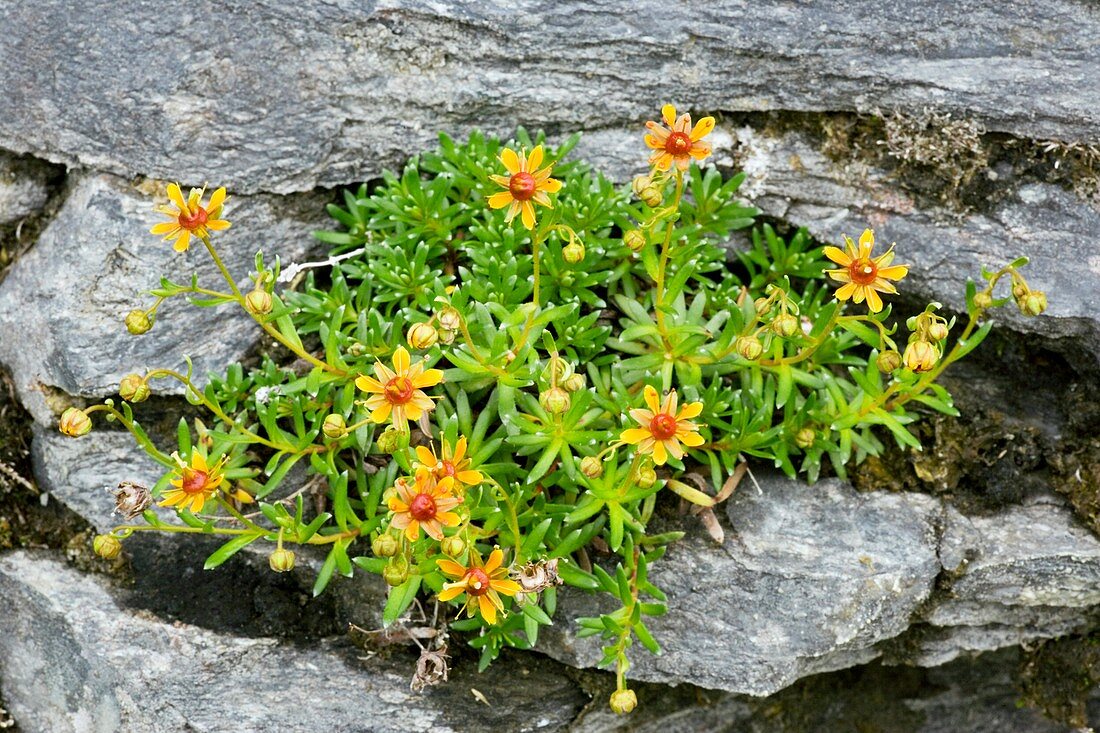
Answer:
[437,306,462,331]
[771,313,799,338]
[438,327,456,345]
[1012,281,1029,300]
[631,175,652,196]
[903,340,940,373]
[973,291,993,310]
[372,533,399,558]
[794,428,816,449]
[876,350,902,374]
[926,322,949,341]
[562,241,585,264]
[735,335,763,361]
[636,466,657,489]
[59,407,92,437]
[383,562,409,587]
[244,288,273,315]
[640,186,663,207]
[610,689,637,715]
[93,534,122,560]
[322,414,347,440]
[753,297,770,315]
[623,229,646,252]
[376,427,401,454]
[441,536,466,558]
[540,387,571,415]
[580,456,603,478]
[119,374,150,403]
[268,547,296,573]
[562,373,586,392]
[406,322,439,350]
[124,309,152,335]
[1020,291,1047,316]
[541,356,571,385]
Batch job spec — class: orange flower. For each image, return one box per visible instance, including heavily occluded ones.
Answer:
[620,385,704,466]
[388,470,462,542]
[415,436,484,492]
[644,104,715,172]
[355,346,444,428]
[160,452,229,513]
[488,145,562,229]
[823,229,909,313]
[150,183,230,252]
[437,548,522,624]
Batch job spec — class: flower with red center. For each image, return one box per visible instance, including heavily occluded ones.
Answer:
[620,385,705,466]
[436,548,522,624]
[150,183,230,252]
[823,229,909,313]
[414,436,484,492]
[487,145,563,230]
[644,104,715,172]
[388,469,462,542]
[160,452,229,514]
[355,346,444,429]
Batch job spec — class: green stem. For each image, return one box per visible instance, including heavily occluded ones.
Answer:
[653,172,685,342]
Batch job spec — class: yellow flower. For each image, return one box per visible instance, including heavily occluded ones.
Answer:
[644,104,715,172]
[620,385,704,466]
[487,145,562,230]
[437,548,522,624]
[415,436,484,492]
[160,452,229,514]
[823,229,909,313]
[150,183,230,252]
[388,469,463,542]
[355,346,444,428]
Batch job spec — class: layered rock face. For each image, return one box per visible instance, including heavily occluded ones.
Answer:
[2,2,1100,731]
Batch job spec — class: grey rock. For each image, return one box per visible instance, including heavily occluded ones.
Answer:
[2,2,1100,194]
[0,172,328,424]
[735,126,1100,360]
[0,150,54,225]
[31,426,389,637]
[0,551,587,733]
[543,473,944,696]
[542,473,1100,696]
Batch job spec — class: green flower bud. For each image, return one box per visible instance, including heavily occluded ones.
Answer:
[93,534,122,560]
[268,548,296,573]
[441,536,466,558]
[322,414,347,440]
[631,175,652,196]
[124,309,153,335]
[580,456,603,478]
[1021,291,1047,316]
[753,297,771,315]
[244,288,273,316]
[636,466,657,489]
[562,372,586,392]
[610,689,638,715]
[1012,281,1029,300]
[540,387,571,415]
[771,313,799,338]
[926,322,949,341]
[383,562,409,587]
[795,428,816,449]
[623,229,647,252]
[118,374,150,403]
[640,185,663,207]
[876,350,902,374]
[735,335,764,361]
[372,533,399,558]
[973,291,993,310]
[376,427,402,454]
[406,322,439,350]
[563,241,585,264]
[59,407,92,437]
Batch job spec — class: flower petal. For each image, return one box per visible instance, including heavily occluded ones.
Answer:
[478,594,497,624]
[166,183,187,212]
[866,287,884,313]
[527,145,544,172]
[651,439,668,466]
[436,558,467,578]
[642,385,661,413]
[620,428,652,444]
[520,201,536,230]
[690,116,715,141]
[500,148,521,175]
[484,548,504,573]
[834,282,858,301]
[661,104,677,127]
[677,402,703,420]
[878,265,909,281]
[490,578,522,596]
[487,191,514,209]
[438,584,466,602]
